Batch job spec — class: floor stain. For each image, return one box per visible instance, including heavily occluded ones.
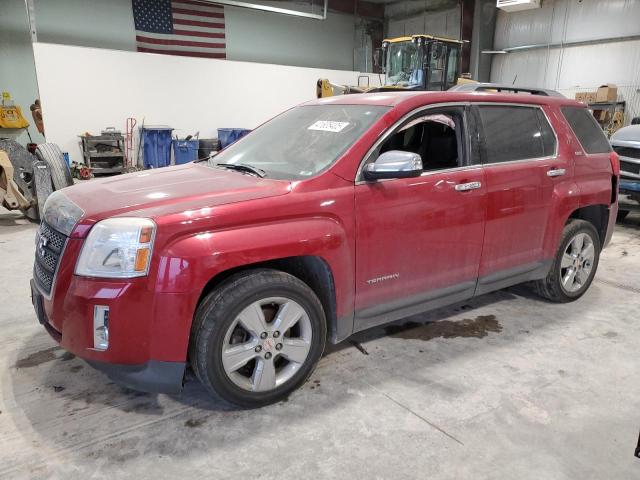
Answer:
[349,340,369,355]
[603,331,618,338]
[53,385,65,393]
[61,352,75,361]
[14,346,61,369]
[70,365,83,373]
[184,418,206,428]
[385,315,502,341]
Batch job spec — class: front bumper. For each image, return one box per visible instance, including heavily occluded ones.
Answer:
[87,359,186,394]
[619,179,640,212]
[30,272,191,394]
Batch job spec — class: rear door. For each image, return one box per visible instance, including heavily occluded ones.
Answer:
[475,103,567,291]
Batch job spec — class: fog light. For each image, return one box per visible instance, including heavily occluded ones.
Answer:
[93,305,109,350]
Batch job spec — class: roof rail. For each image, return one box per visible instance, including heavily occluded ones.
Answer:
[449,83,565,98]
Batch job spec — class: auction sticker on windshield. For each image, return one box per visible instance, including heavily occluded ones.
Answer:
[308,121,349,132]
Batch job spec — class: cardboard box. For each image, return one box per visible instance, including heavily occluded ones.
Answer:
[575,91,597,103]
[596,84,617,103]
[585,92,597,104]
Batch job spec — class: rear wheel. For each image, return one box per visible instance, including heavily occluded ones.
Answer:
[189,269,326,408]
[534,220,600,302]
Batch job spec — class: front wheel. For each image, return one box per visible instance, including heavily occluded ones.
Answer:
[534,220,600,303]
[189,269,326,408]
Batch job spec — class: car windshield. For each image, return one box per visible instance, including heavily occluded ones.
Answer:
[385,41,424,88]
[208,104,389,180]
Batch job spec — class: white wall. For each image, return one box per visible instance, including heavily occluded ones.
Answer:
[0,0,45,145]
[33,43,382,165]
[490,0,640,123]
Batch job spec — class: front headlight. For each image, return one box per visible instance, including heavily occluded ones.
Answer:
[43,190,84,236]
[75,217,156,278]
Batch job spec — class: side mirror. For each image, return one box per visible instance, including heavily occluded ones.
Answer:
[363,150,423,181]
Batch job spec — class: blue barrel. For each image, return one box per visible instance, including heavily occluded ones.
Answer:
[141,127,173,168]
[218,128,251,148]
[172,139,199,164]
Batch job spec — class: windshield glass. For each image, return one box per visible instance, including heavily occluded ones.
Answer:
[385,41,424,87]
[208,104,389,180]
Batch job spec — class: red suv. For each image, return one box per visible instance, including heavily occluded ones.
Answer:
[32,85,619,407]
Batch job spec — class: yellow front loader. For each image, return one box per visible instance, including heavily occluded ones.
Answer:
[317,34,473,98]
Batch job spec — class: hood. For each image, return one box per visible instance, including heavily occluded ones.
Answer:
[611,125,640,144]
[64,162,291,222]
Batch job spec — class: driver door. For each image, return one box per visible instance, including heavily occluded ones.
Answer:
[353,105,487,331]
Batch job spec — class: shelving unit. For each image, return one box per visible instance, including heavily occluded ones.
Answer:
[587,101,626,137]
[79,129,125,175]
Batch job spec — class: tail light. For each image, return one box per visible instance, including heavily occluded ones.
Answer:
[610,151,620,176]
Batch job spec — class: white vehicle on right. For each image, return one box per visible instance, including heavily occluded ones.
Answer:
[611,123,640,221]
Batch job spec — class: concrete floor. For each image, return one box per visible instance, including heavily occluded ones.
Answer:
[1,208,640,480]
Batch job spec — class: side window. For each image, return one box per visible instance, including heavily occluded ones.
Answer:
[561,106,611,154]
[378,109,464,172]
[446,47,459,86]
[536,109,557,157]
[478,105,551,163]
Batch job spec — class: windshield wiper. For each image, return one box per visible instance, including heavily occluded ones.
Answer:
[215,163,266,178]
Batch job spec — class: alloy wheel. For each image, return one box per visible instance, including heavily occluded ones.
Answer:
[221,297,312,392]
[559,232,595,293]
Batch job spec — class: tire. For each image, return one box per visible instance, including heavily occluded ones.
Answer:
[35,143,73,191]
[534,219,601,303]
[32,160,53,220]
[616,210,630,222]
[189,269,327,408]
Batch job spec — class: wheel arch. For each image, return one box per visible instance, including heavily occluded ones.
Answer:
[195,256,340,343]
[567,204,609,250]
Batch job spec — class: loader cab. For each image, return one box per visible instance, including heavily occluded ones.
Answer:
[381,35,462,91]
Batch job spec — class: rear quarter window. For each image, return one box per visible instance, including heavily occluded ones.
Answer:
[478,105,556,163]
[561,106,611,154]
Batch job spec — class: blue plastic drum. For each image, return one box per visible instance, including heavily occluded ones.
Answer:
[218,128,251,149]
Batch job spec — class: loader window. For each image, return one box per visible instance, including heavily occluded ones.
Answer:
[446,47,459,85]
[377,109,464,171]
[385,41,424,88]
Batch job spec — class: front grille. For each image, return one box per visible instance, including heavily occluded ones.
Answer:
[33,222,68,295]
[620,160,640,176]
[613,146,640,160]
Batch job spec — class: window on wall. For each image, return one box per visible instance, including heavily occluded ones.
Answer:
[478,105,557,163]
[561,106,611,154]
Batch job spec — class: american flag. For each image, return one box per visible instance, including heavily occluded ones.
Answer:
[132,0,225,59]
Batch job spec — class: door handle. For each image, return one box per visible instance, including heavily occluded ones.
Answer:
[547,168,566,177]
[454,181,482,192]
